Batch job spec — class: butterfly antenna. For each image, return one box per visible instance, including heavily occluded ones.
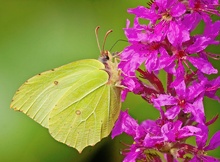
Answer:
[95,26,102,54]
[102,29,113,56]
[109,39,128,52]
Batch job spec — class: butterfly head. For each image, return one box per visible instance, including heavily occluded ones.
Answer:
[95,26,120,85]
[99,50,115,64]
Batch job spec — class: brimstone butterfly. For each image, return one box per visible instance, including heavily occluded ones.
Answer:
[10,27,122,152]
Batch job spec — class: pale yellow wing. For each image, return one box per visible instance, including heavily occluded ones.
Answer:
[48,75,121,152]
[10,59,105,128]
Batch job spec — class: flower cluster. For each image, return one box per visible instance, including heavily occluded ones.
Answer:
[112,0,220,161]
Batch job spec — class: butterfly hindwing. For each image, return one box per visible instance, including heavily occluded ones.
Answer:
[49,84,107,151]
[48,67,121,152]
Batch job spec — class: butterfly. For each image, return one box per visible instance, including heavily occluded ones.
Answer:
[10,26,122,152]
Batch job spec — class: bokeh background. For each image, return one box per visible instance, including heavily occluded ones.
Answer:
[1,0,219,162]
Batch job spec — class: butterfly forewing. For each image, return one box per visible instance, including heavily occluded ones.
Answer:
[10,59,105,128]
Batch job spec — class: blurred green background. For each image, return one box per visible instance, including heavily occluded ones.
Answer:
[0,0,219,162]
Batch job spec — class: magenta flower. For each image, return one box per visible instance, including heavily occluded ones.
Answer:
[128,0,189,46]
[190,124,220,161]
[112,110,203,161]
[119,2,219,101]
[113,0,220,161]
[198,71,220,102]
[112,110,138,138]
[153,80,207,123]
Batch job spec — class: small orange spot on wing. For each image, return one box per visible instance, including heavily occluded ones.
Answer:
[54,81,59,85]
[75,110,81,115]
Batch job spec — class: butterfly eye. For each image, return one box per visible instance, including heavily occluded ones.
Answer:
[105,55,109,60]
[103,50,110,60]
[98,54,109,63]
